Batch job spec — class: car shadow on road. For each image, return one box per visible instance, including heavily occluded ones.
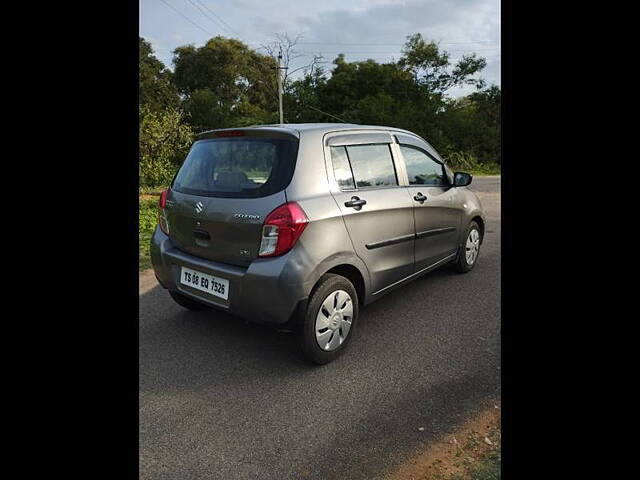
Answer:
[139,286,311,387]
[139,264,481,392]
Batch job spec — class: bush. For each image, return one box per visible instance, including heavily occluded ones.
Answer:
[442,148,501,175]
[444,150,479,170]
[139,107,194,188]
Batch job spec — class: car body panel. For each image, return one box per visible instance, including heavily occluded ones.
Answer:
[331,186,415,293]
[452,186,486,247]
[390,135,464,270]
[165,189,285,267]
[408,185,462,271]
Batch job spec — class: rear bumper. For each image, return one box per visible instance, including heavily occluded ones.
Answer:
[150,226,312,324]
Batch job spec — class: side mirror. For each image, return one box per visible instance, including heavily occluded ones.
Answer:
[453,172,473,187]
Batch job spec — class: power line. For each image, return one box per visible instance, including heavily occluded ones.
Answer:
[294,49,499,55]
[158,0,214,37]
[193,0,239,37]
[290,52,500,62]
[185,0,228,34]
[297,40,497,46]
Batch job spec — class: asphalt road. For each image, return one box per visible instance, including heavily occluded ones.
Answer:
[139,176,501,480]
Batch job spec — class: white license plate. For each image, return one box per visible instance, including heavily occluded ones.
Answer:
[180,267,229,300]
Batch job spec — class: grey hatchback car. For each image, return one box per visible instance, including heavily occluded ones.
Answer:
[150,123,485,364]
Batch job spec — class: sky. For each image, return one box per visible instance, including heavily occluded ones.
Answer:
[139,0,500,98]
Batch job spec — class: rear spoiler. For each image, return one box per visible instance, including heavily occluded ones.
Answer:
[195,127,300,141]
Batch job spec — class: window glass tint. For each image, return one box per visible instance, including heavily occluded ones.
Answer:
[400,145,446,186]
[345,144,397,188]
[172,137,298,198]
[330,146,355,189]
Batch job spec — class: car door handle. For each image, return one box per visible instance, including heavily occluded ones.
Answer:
[344,196,367,211]
[414,193,427,203]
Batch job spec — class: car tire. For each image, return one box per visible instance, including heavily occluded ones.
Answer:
[298,273,359,365]
[453,220,482,273]
[169,290,210,310]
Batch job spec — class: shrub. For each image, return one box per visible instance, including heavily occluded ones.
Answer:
[139,107,194,188]
[442,148,501,175]
[443,149,480,170]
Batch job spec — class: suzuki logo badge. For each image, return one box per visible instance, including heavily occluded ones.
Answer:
[195,201,204,213]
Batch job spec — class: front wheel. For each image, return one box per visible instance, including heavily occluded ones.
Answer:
[453,221,482,273]
[298,274,359,365]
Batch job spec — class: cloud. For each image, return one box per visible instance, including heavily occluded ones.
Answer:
[140,0,500,96]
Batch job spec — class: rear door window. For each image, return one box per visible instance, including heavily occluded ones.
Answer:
[329,146,356,189]
[342,144,398,188]
[172,137,299,198]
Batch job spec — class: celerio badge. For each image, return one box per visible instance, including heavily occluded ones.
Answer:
[233,214,260,220]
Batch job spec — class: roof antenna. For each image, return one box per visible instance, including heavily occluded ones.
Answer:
[305,104,348,123]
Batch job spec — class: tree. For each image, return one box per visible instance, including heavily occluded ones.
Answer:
[139,37,180,113]
[139,31,500,178]
[398,33,486,95]
[316,55,417,122]
[438,85,501,164]
[466,85,501,164]
[284,65,329,122]
[172,36,279,130]
[259,33,330,123]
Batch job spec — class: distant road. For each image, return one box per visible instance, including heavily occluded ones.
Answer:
[469,175,500,193]
[139,176,501,480]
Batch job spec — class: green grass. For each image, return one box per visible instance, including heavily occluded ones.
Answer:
[467,452,501,480]
[449,452,500,480]
[139,197,158,271]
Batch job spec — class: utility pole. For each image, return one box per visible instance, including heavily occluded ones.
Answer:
[277,48,284,124]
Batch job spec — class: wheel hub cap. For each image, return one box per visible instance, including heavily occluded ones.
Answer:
[315,290,353,351]
[330,314,341,329]
[465,228,480,265]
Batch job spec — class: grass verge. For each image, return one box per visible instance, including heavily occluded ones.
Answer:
[139,195,159,271]
[461,452,500,480]
[385,404,501,480]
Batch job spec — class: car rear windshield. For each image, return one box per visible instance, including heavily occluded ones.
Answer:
[172,137,299,198]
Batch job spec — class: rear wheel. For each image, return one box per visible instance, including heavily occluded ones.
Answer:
[169,290,210,311]
[298,274,359,365]
[453,220,481,273]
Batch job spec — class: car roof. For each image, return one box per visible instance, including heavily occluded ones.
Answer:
[198,123,424,139]
[254,123,419,136]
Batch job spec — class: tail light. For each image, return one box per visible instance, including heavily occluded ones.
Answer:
[258,202,309,257]
[158,189,170,235]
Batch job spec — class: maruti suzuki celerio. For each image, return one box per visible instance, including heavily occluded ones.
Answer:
[151,123,485,364]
